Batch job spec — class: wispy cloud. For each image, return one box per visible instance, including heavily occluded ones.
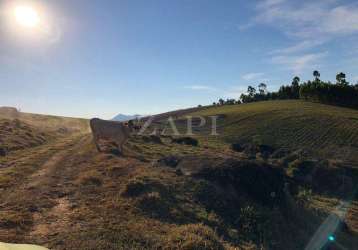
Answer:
[242,72,265,81]
[271,52,327,74]
[184,85,217,91]
[243,0,358,74]
[269,39,326,55]
[253,0,358,39]
[256,0,286,9]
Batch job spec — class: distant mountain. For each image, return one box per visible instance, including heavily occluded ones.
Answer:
[112,114,142,122]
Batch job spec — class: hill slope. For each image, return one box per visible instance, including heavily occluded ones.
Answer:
[0,107,89,156]
[0,101,357,250]
[187,100,358,165]
[0,107,89,134]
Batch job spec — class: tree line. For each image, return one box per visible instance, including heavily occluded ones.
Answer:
[213,71,358,109]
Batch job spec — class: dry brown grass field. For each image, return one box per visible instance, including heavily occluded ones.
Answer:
[0,101,357,249]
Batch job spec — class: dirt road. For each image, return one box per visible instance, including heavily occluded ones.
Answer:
[0,134,91,248]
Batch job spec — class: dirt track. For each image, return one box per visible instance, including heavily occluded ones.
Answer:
[0,134,91,248]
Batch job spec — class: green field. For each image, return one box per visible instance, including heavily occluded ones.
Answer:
[188,100,358,165]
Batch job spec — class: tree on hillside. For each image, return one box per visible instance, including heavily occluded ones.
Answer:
[291,76,300,99]
[336,72,348,85]
[278,85,292,99]
[218,98,225,105]
[226,99,236,105]
[258,83,267,95]
[313,70,321,81]
[247,86,256,98]
[292,76,300,86]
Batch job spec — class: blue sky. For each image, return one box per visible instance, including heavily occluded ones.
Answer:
[0,0,358,119]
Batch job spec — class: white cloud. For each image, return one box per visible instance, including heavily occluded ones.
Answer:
[270,39,326,55]
[242,72,265,81]
[184,85,217,91]
[271,52,327,74]
[253,0,358,39]
[239,1,358,74]
[257,0,286,9]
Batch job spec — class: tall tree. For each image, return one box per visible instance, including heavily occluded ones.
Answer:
[336,72,347,85]
[247,86,256,97]
[313,70,321,81]
[291,76,300,99]
[292,76,300,86]
[258,83,267,95]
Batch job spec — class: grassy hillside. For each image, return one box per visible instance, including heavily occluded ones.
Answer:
[0,107,89,134]
[187,100,358,165]
[0,119,51,156]
[1,102,357,250]
[0,107,89,156]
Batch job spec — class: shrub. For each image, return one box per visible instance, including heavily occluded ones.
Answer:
[172,137,199,146]
[231,143,245,152]
[142,135,162,144]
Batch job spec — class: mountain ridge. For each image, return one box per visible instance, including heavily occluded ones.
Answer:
[112,113,142,121]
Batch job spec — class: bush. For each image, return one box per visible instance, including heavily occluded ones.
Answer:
[231,143,245,152]
[172,137,199,146]
[142,135,162,144]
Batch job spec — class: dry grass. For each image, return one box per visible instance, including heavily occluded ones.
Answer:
[0,107,89,134]
[0,102,357,249]
[0,119,50,155]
